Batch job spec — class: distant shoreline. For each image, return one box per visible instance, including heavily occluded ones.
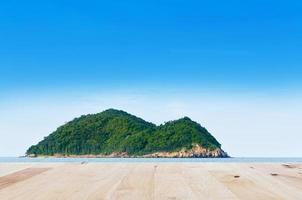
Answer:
[26,153,229,159]
[26,146,230,158]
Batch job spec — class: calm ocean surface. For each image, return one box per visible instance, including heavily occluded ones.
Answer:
[0,157,302,163]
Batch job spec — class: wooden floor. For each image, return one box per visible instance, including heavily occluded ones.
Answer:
[0,163,302,199]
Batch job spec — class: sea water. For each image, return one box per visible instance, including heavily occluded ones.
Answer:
[0,157,302,163]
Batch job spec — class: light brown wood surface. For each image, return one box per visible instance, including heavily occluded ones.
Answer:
[0,163,301,199]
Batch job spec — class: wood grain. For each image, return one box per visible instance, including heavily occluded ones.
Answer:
[0,163,301,199]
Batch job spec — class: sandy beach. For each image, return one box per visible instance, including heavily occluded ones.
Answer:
[0,162,301,199]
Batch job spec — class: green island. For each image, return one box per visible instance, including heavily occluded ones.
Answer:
[26,109,228,158]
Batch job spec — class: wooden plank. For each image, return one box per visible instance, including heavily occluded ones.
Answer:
[0,168,50,190]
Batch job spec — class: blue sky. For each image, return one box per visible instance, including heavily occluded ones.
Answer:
[1,0,302,94]
[0,1,302,156]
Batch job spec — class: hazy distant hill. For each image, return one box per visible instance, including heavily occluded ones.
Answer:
[26,109,228,158]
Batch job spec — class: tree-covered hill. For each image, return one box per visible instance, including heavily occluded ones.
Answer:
[26,109,228,157]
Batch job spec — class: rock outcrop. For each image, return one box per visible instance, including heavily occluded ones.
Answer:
[143,144,228,158]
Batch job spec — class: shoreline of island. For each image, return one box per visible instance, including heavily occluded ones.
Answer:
[26,144,229,158]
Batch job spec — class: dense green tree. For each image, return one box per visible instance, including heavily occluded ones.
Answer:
[26,109,223,156]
